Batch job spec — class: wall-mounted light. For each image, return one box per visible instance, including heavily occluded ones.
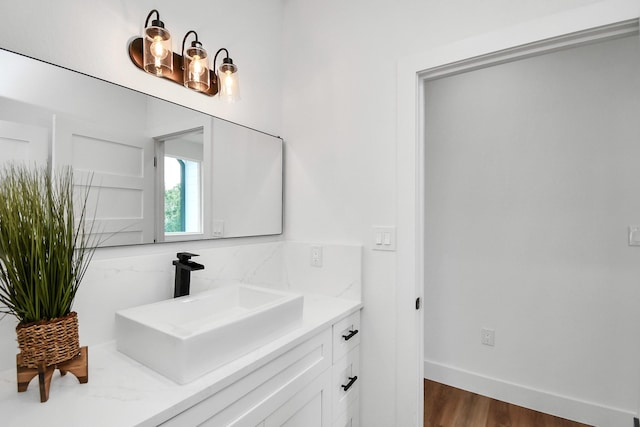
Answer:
[128,10,239,98]
[214,49,240,103]
[143,10,172,76]
[182,31,209,92]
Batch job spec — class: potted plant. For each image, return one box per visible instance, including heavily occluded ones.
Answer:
[0,163,95,401]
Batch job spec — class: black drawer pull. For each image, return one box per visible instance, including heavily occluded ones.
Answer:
[342,329,359,341]
[341,376,358,392]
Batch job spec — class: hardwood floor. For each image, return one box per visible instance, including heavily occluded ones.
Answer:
[424,379,592,427]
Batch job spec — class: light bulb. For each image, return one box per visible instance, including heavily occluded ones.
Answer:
[150,35,168,60]
[189,55,205,78]
[224,71,234,94]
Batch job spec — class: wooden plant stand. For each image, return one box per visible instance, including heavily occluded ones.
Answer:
[16,346,88,402]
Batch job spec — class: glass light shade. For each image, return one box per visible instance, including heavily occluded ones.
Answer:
[143,26,173,76]
[183,45,210,92]
[218,60,240,103]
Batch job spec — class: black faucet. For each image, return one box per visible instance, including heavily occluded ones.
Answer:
[173,252,205,298]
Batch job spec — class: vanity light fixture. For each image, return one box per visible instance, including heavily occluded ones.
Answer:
[213,48,240,103]
[142,9,173,76]
[182,31,210,92]
[128,10,240,98]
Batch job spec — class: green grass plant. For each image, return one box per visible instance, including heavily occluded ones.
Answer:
[0,164,96,324]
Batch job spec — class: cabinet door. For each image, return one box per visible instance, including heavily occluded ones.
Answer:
[163,329,331,427]
[332,347,360,419]
[264,370,331,427]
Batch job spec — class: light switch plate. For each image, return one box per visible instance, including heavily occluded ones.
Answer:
[372,226,396,251]
[213,220,224,237]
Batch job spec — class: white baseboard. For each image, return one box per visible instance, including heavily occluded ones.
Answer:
[424,359,635,427]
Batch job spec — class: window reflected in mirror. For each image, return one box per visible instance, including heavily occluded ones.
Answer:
[159,129,203,240]
[164,157,201,234]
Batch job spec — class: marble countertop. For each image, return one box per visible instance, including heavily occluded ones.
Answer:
[0,294,362,427]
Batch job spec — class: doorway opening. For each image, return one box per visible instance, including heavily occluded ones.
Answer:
[395,7,640,426]
[419,20,639,427]
[154,128,204,242]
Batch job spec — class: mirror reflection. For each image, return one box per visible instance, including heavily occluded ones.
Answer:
[162,129,204,235]
[0,48,283,247]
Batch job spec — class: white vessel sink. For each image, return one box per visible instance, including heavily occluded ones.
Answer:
[115,284,304,384]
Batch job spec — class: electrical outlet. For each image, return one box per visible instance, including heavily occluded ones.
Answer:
[311,246,323,267]
[481,328,495,346]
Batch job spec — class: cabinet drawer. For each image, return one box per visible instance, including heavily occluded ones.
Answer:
[332,310,360,362]
[333,398,360,427]
[332,346,360,419]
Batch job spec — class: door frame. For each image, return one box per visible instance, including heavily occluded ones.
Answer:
[395,1,640,425]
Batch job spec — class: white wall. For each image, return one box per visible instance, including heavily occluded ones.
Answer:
[281,0,634,426]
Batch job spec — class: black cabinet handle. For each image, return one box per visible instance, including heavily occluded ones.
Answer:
[341,376,358,392]
[342,329,359,341]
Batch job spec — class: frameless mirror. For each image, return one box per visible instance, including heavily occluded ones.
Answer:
[0,48,283,246]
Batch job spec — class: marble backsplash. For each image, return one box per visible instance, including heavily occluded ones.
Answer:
[281,242,362,301]
[0,240,361,372]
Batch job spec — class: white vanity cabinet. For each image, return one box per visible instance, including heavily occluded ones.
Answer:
[331,311,361,427]
[159,309,361,427]
[0,296,362,427]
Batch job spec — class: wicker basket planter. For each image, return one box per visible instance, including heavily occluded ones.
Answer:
[14,311,88,402]
[16,311,81,369]
[0,165,94,402]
